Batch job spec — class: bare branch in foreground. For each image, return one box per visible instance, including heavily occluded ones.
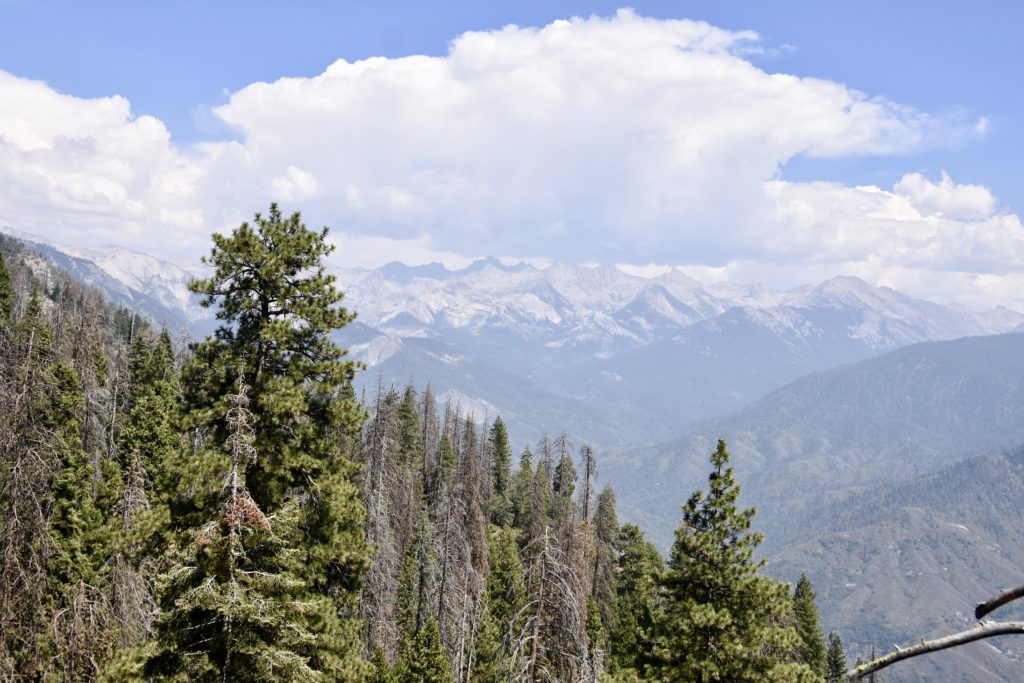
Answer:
[976,582,1024,620]
[848,621,1024,679]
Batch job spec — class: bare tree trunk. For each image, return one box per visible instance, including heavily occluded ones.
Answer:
[850,622,1024,679]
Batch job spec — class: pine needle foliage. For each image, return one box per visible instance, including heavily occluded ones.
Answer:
[653,439,816,683]
[145,379,320,681]
[181,205,371,679]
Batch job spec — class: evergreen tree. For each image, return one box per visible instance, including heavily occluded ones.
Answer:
[45,361,114,680]
[488,417,513,526]
[369,647,397,683]
[652,439,815,683]
[180,205,371,679]
[396,619,450,683]
[473,526,525,682]
[590,485,619,637]
[793,574,828,676]
[395,385,424,553]
[826,632,848,683]
[608,523,662,678]
[510,447,534,531]
[0,250,12,324]
[550,440,577,541]
[46,362,102,591]
[144,380,320,681]
[119,329,182,553]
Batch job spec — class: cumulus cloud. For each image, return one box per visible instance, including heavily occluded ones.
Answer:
[893,171,996,220]
[0,70,204,250]
[0,9,1021,308]
[201,9,973,263]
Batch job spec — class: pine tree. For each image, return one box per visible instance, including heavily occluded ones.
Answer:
[144,379,320,681]
[590,485,618,638]
[396,619,450,683]
[118,329,182,558]
[472,526,525,682]
[180,204,371,679]
[488,417,513,526]
[0,250,13,324]
[395,385,424,553]
[793,574,828,676]
[510,447,534,531]
[826,632,848,683]
[369,647,397,683]
[45,361,114,680]
[652,439,815,683]
[608,523,662,678]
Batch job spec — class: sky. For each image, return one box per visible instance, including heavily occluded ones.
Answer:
[1,1,1023,309]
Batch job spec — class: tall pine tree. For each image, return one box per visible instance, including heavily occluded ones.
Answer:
[652,439,815,683]
[177,204,372,679]
[145,379,319,681]
[826,631,848,683]
[488,417,513,526]
[0,250,13,324]
[609,523,662,679]
[793,574,828,676]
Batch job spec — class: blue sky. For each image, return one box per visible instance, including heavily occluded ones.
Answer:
[1,1,1022,308]
[3,1,1020,208]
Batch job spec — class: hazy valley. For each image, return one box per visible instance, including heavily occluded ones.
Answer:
[6,228,1024,680]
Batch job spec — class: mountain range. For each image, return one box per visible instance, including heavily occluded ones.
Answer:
[6,227,1024,679]
[612,332,1024,681]
[6,227,1018,446]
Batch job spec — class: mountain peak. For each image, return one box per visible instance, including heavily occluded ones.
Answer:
[378,261,453,282]
[460,256,533,274]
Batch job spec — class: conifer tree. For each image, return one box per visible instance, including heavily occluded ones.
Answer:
[473,526,525,682]
[826,632,848,683]
[608,523,662,678]
[396,619,450,683]
[46,362,102,591]
[369,647,397,683]
[511,447,534,531]
[0,250,13,324]
[793,574,828,676]
[395,385,424,553]
[45,361,114,680]
[119,330,182,544]
[488,417,513,526]
[181,204,371,679]
[653,439,815,683]
[144,378,319,681]
[590,485,619,636]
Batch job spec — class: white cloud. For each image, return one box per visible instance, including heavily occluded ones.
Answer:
[200,9,973,263]
[0,70,204,249]
[893,171,996,220]
[270,165,319,202]
[0,9,1020,309]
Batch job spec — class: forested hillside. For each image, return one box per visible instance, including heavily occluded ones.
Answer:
[613,332,1024,547]
[0,209,836,682]
[773,449,1024,682]
[611,334,1024,680]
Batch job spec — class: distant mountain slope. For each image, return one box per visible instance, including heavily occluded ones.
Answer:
[772,449,1024,682]
[334,263,1024,450]
[0,229,211,333]
[610,333,1024,682]
[610,333,1024,544]
[6,227,1024,452]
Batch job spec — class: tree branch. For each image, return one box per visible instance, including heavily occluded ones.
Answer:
[976,582,1024,620]
[848,621,1024,679]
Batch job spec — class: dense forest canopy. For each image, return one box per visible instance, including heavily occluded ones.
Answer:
[0,210,836,681]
